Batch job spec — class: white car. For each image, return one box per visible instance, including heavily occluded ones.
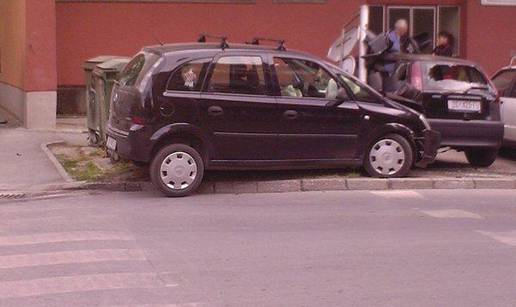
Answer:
[492,57,516,148]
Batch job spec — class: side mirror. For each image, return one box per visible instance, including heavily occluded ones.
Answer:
[326,88,349,107]
[336,88,349,102]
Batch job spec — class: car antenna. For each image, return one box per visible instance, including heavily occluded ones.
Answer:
[152,34,165,46]
[248,37,286,51]
[198,33,229,50]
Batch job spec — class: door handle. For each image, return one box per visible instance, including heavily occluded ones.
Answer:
[208,105,224,116]
[283,110,298,120]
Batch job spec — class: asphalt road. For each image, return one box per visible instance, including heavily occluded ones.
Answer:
[1,189,516,306]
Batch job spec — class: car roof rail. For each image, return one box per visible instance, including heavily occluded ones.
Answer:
[198,33,229,50]
[510,55,516,67]
[247,37,286,51]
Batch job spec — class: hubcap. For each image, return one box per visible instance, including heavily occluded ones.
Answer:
[369,139,406,176]
[160,152,197,190]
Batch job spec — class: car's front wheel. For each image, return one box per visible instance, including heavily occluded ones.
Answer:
[150,144,204,197]
[465,148,498,167]
[364,134,414,178]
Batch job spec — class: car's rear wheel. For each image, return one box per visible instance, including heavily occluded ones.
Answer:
[364,134,414,178]
[465,148,498,167]
[150,144,204,197]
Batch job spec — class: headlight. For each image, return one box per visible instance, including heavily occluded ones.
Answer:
[419,114,431,130]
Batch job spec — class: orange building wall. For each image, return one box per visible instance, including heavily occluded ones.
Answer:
[465,1,516,75]
[55,0,361,86]
[25,0,57,92]
[0,0,26,90]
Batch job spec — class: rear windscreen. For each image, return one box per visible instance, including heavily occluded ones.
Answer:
[421,63,489,92]
[119,52,159,87]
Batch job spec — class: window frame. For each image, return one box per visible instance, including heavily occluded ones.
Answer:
[165,57,212,93]
[375,4,461,56]
[203,53,272,97]
[270,55,346,102]
[492,69,516,98]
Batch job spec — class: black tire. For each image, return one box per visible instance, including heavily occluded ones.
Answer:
[465,148,498,167]
[150,144,204,197]
[364,133,414,178]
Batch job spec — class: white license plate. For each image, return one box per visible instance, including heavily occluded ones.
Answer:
[447,100,481,112]
[106,137,117,151]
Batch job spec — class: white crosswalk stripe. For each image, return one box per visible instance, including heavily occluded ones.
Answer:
[0,273,169,299]
[0,231,133,246]
[420,209,483,219]
[477,230,516,246]
[370,190,425,199]
[0,249,146,269]
[0,205,187,304]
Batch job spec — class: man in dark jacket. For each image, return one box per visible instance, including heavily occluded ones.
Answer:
[432,31,454,57]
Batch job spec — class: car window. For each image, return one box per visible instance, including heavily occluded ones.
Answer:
[273,57,340,99]
[207,56,266,95]
[119,52,159,87]
[421,63,489,92]
[492,70,516,97]
[339,74,382,104]
[167,58,211,92]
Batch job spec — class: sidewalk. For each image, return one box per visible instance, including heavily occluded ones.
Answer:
[0,110,88,190]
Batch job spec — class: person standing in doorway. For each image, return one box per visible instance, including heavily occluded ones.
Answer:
[382,19,409,92]
[432,31,454,57]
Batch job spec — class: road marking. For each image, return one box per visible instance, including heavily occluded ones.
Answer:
[370,190,425,199]
[477,230,516,246]
[0,249,146,269]
[106,304,203,307]
[0,231,133,246]
[0,273,171,298]
[420,209,483,219]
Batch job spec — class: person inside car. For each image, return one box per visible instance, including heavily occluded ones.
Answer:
[432,31,454,57]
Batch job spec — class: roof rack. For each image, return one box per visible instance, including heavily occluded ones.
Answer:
[247,37,286,51]
[198,33,229,50]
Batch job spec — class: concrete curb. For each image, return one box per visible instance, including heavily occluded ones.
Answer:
[43,176,516,195]
[1,176,516,196]
[41,141,74,183]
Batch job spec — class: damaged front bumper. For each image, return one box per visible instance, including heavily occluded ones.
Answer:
[415,129,441,168]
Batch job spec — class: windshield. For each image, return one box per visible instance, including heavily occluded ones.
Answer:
[337,73,383,104]
[119,52,159,87]
[492,69,516,97]
[421,63,491,92]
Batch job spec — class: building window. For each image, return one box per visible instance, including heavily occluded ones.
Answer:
[273,0,326,3]
[369,5,460,56]
[56,0,255,3]
[481,0,516,5]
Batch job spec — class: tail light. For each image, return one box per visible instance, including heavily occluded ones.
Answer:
[410,63,423,91]
[487,78,501,104]
[130,115,146,125]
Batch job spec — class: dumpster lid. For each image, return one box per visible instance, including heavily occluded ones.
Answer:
[85,55,120,64]
[95,58,131,72]
[82,55,122,70]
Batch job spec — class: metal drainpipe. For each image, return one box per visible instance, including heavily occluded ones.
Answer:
[359,5,369,83]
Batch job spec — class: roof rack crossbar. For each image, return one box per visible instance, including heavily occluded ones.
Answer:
[198,33,229,50]
[247,37,286,51]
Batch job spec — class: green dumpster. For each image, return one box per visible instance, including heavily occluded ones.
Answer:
[83,56,121,146]
[92,57,130,145]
